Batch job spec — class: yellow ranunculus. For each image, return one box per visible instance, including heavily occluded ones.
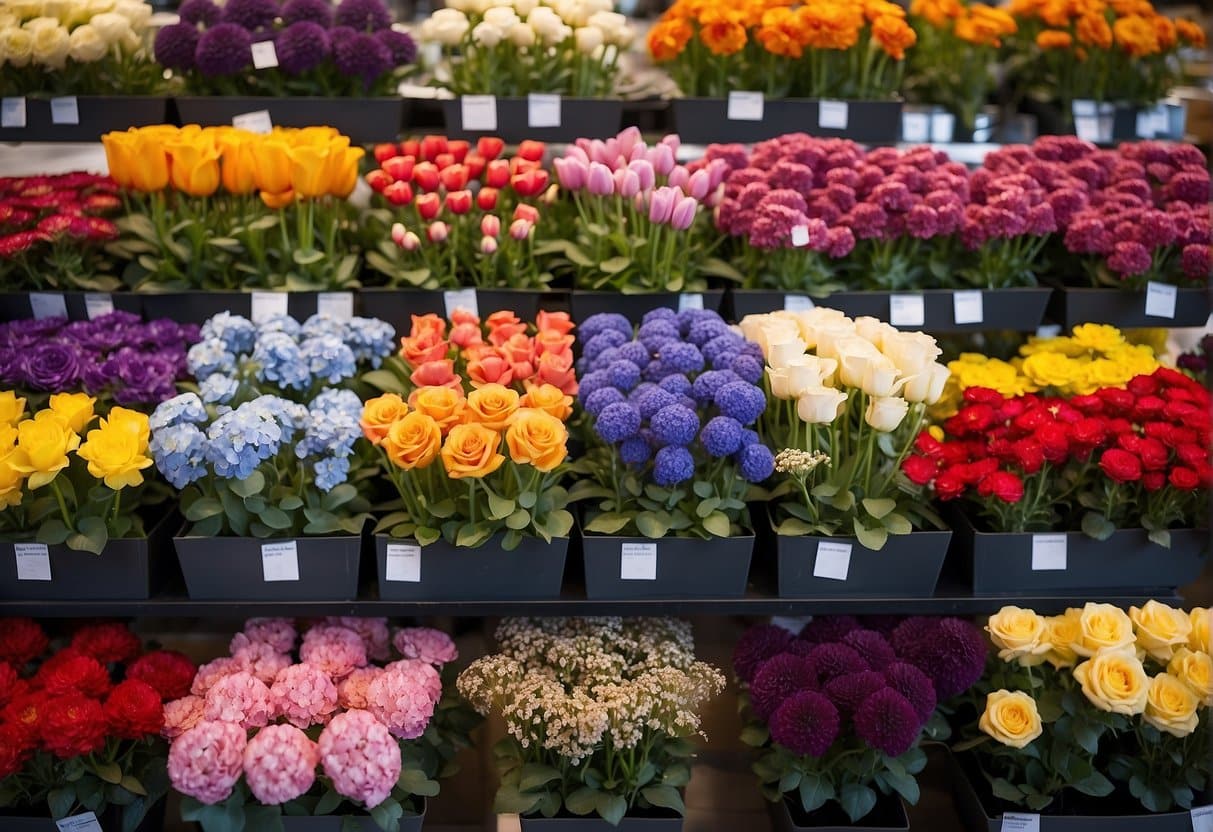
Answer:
[251,138,293,194]
[1070,323,1125,354]
[287,143,332,199]
[166,139,222,197]
[409,386,465,434]
[440,423,505,479]
[104,407,150,446]
[0,392,27,427]
[1020,352,1080,390]
[505,408,568,472]
[14,410,79,489]
[1044,609,1082,669]
[382,411,442,471]
[1143,673,1199,737]
[978,690,1043,748]
[1074,602,1135,657]
[1130,601,1193,663]
[48,392,95,434]
[987,606,1051,665]
[1073,648,1149,715]
[76,418,153,490]
[1189,608,1210,653]
[1167,647,1212,705]
[465,384,520,431]
[360,394,409,446]
[521,383,573,421]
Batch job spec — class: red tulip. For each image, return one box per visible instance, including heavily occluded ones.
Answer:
[365,169,394,193]
[445,189,472,215]
[383,181,414,206]
[476,136,505,160]
[511,169,549,197]
[373,143,399,163]
[485,160,510,189]
[439,164,469,192]
[420,135,449,161]
[416,192,441,220]
[477,187,499,211]
[400,139,420,158]
[448,140,470,162]
[513,203,539,223]
[381,155,415,182]
[517,140,545,162]
[434,152,455,170]
[413,162,440,192]
[464,153,486,180]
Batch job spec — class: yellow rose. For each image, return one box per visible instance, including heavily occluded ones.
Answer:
[465,384,520,431]
[2,28,34,68]
[1188,608,1209,653]
[1073,648,1149,715]
[0,426,27,508]
[979,690,1043,749]
[1074,603,1135,657]
[382,412,441,471]
[521,383,573,421]
[987,606,1051,665]
[408,386,465,434]
[1167,648,1212,705]
[505,408,568,472]
[14,410,79,489]
[48,392,95,434]
[1143,673,1199,738]
[360,394,408,446]
[76,419,153,490]
[440,423,505,479]
[1043,609,1082,669]
[0,392,27,427]
[104,407,150,446]
[1130,601,1192,663]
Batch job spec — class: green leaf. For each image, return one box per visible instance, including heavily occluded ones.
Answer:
[635,512,670,539]
[363,369,407,395]
[797,773,833,813]
[883,769,920,805]
[119,776,147,796]
[862,497,897,519]
[882,512,912,535]
[494,784,540,815]
[853,519,888,551]
[36,518,71,545]
[989,777,1023,803]
[811,482,840,498]
[702,512,731,538]
[1081,512,1116,541]
[662,763,692,788]
[94,761,123,784]
[740,724,769,747]
[428,499,456,519]
[839,783,877,823]
[1072,771,1114,797]
[506,509,531,530]
[693,481,714,499]
[396,768,440,797]
[778,771,802,794]
[314,788,342,815]
[183,497,224,522]
[518,491,537,509]
[695,498,722,518]
[586,512,631,534]
[455,524,491,548]
[600,256,631,274]
[258,506,293,530]
[596,793,628,826]
[369,797,403,832]
[486,492,516,521]
[48,787,76,819]
[518,763,562,793]
[230,471,266,498]
[775,517,815,536]
[279,495,304,511]
[1148,528,1171,548]
[640,785,685,814]
[565,787,599,816]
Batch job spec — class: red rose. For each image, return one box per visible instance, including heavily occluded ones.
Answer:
[0,662,20,708]
[126,650,196,701]
[103,680,163,740]
[71,623,141,665]
[37,654,111,698]
[1143,471,1166,491]
[1169,467,1200,490]
[41,695,106,759]
[934,468,966,500]
[902,455,937,485]
[1100,448,1143,483]
[978,470,1024,503]
[0,619,47,667]
[1011,438,1045,474]
[1127,374,1159,396]
[0,723,31,777]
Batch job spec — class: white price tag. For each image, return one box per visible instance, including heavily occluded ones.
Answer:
[678,293,704,312]
[50,97,79,126]
[999,813,1040,832]
[1144,281,1177,319]
[2,98,27,129]
[443,288,478,318]
[1031,534,1067,572]
[930,111,956,142]
[818,100,849,130]
[1035,324,1062,339]
[813,541,852,581]
[1074,116,1101,142]
[889,294,925,327]
[250,291,289,323]
[261,540,300,582]
[901,112,929,143]
[232,110,273,134]
[770,616,811,634]
[251,40,279,69]
[84,293,114,320]
[460,95,497,131]
[1135,108,1156,139]
[55,813,104,832]
[316,292,354,321]
[784,294,814,312]
[727,91,764,121]
[953,290,984,325]
[790,224,810,247]
[384,543,421,583]
[29,292,68,320]
[527,93,561,128]
[14,543,51,582]
[1190,805,1213,832]
[620,542,657,581]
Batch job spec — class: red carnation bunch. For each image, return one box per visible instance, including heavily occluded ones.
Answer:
[904,367,1210,539]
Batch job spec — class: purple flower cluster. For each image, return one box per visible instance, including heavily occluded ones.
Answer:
[734,615,986,759]
[578,309,774,488]
[0,312,197,406]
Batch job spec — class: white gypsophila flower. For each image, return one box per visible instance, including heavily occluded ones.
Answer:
[774,448,830,476]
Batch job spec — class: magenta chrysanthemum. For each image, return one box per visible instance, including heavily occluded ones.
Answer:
[276,22,330,75]
[162,695,206,739]
[750,653,816,720]
[806,643,869,686]
[842,630,897,670]
[235,618,298,654]
[393,627,458,667]
[154,23,199,71]
[195,22,253,77]
[334,0,392,31]
[282,0,333,26]
[233,641,292,686]
[769,690,840,757]
[333,31,392,88]
[883,662,937,723]
[889,616,938,657]
[853,688,920,757]
[243,724,319,805]
[300,625,368,681]
[318,709,402,809]
[897,617,987,700]
[178,0,221,25]
[167,720,247,805]
[366,661,439,740]
[221,0,279,30]
[376,29,416,66]
[338,666,385,710]
[191,657,240,697]
[799,616,861,645]
[204,671,273,730]
[823,671,887,719]
[327,617,392,663]
[270,664,339,729]
[732,625,795,683]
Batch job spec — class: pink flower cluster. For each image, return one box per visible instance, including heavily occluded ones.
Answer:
[300,625,369,681]
[367,660,441,740]
[393,627,458,667]
[318,710,402,809]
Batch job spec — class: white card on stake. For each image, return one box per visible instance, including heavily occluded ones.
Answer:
[232,110,273,134]
[14,543,51,582]
[1190,805,1213,832]
[29,293,68,320]
[818,100,849,130]
[461,95,497,131]
[770,616,811,634]
[1144,281,1177,319]
[727,91,764,121]
[2,98,26,129]
[251,40,279,69]
[784,294,814,312]
[84,293,114,320]
[953,290,984,325]
[443,288,478,318]
[1035,324,1062,339]
[1031,535,1067,571]
[251,291,288,323]
[999,814,1039,832]
[316,292,354,320]
[813,541,852,581]
[678,293,704,312]
[50,97,79,125]
[790,224,810,247]
[55,813,104,832]
[384,543,421,583]
[261,541,300,582]
[901,112,930,143]
[527,93,561,128]
[1135,108,1156,139]
[889,294,925,327]
[620,542,657,581]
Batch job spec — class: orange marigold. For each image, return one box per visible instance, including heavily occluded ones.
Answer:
[871,13,917,59]
[757,6,807,56]
[1040,0,1076,28]
[798,3,864,50]
[699,8,749,55]
[956,13,1012,46]
[1036,28,1074,48]
[1152,14,1176,49]
[1109,0,1154,16]
[1075,12,1113,47]
[910,0,963,27]
[1113,13,1160,55]
[863,0,905,24]
[648,18,694,61]
[970,3,1018,32]
[1176,18,1207,47]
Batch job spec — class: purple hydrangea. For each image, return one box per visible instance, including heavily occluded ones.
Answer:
[690,370,741,406]
[154,22,200,71]
[737,442,774,482]
[584,330,628,361]
[823,670,886,718]
[750,653,816,720]
[658,342,705,374]
[617,341,649,367]
[619,436,650,466]
[584,387,625,416]
[770,691,840,757]
[883,662,937,723]
[841,630,897,671]
[854,688,921,757]
[276,21,331,75]
[687,319,731,347]
[807,643,868,685]
[635,387,677,420]
[606,360,640,392]
[334,31,393,88]
[221,0,279,31]
[642,307,678,326]
[376,29,416,66]
[594,402,641,444]
[653,445,694,486]
[702,334,742,367]
[639,320,680,353]
[282,0,334,26]
[580,313,631,343]
[195,23,252,77]
[714,381,765,426]
[730,355,764,384]
[700,416,743,458]
[334,0,393,31]
[178,0,222,25]
[650,404,699,447]
[657,374,692,398]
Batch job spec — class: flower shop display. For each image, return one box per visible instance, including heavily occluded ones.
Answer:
[951,603,1211,829]
[740,309,951,597]
[734,616,987,828]
[103,124,364,299]
[905,367,1210,592]
[0,618,196,828]
[571,309,774,598]
[458,616,725,827]
[168,617,470,832]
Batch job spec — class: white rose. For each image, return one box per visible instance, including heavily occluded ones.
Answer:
[87,11,131,44]
[903,362,950,404]
[112,0,152,30]
[68,22,106,61]
[766,335,807,370]
[853,315,897,350]
[573,24,602,54]
[22,15,61,33]
[811,323,859,360]
[860,356,906,398]
[833,336,884,388]
[422,9,470,45]
[9,1,44,23]
[881,330,942,376]
[30,21,69,68]
[865,396,909,432]
[798,387,848,425]
[3,28,34,66]
[786,355,837,397]
[507,20,535,46]
[482,6,519,28]
[792,308,850,344]
[755,321,801,355]
[513,0,539,17]
[471,20,504,47]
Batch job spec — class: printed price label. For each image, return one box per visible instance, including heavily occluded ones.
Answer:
[1136,108,1157,139]
[261,541,300,582]
[251,291,288,323]
[1031,534,1067,571]
[50,96,79,126]
[727,91,764,121]
[1190,804,1213,832]
[678,293,704,312]
[55,812,104,832]
[527,93,561,128]
[901,112,930,143]
[316,292,354,320]
[999,813,1040,832]
[384,543,421,583]
[620,542,657,581]
[818,100,849,130]
[251,40,279,69]
[889,294,925,327]
[29,292,68,320]
[232,110,273,134]
[813,541,852,581]
[790,224,810,247]
[443,288,478,318]
[461,95,497,131]
[784,294,814,312]
[1144,281,1177,319]
[84,293,114,320]
[1035,324,1062,339]
[930,111,956,142]
[953,290,984,325]
[2,98,26,129]
[14,543,51,582]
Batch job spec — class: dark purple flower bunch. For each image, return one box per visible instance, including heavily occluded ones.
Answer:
[0,312,198,406]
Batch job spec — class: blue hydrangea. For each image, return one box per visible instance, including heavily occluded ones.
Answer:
[691,370,742,406]
[657,375,692,398]
[200,312,256,354]
[149,422,207,489]
[619,435,651,466]
[301,334,358,384]
[700,416,744,458]
[738,442,775,482]
[296,405,361,460]
[712,351,741,371]
[589,347,621,373]
[578,370,613,402]
[688,319,731,347]
[312,455,351,492]
[741,428,761,448]
[641,307,678,326]
[617,342,649,366]
[205,400,288,480]
[252,396,310,431]
[742,341,765,360]
[187,339,236,378]
[731,355,765,384]
[584,330,628,362]
[703,333,744,365]
[301,313,346,339]
[585,387,625,416]
[311,388,363,421]
[677,308,720,336]
[642,360,673,384]
[635,387,677,420]
[594,401,641,444]
[650,404,699,447]
[638,321,679,353]
[253,332,310,391]
[199,373,239,405]
[579,313,631,343]
[628,382,657,401]
[257,314,302,338]
[343,317,396,368]
[658,342,705,374]
[653,445,694,486]
[715,381,766,426]
[606,360,641,392]
[150,392,207,431]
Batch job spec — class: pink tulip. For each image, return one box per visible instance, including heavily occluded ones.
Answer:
[661,134,681,155]
[648,186,677,224]
[554,157,587,191]
[390,222,407,246]
[670,196,697,231]
[481,235,498,254]
[618,169,641,199]
[628,159,655,191]
[617,126,642,159]
[401,231,420,251]
[648,143,676,176]
[481,215,500,237]
[509,218,533,240]
[667,165,690,191]
[707,158,729,190]
[587,162,614,196]
[687,169,711,201]
[566,145,589,165]
[427,221,448,243]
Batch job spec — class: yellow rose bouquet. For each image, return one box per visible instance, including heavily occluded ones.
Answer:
[0,391,158,553]
[102,124,364,293]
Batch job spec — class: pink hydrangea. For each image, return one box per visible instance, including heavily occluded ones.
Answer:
[233,641,292,686]
[366,661,439,740]
[339,667,385,710]
[392,627,458,667]
[204,671,273,730]
[191,657,240,697]
[162,695,206,739]
[270,663,339,728]
[300,625,368,681]
[167,720,247,805]
[233,618,297,654]
[318,709,401,809]
[243,724,319,805]
[325,617,391,662]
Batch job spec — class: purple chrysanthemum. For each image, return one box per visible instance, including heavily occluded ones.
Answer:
[806,643,868,685]
[155,22,200,71]
[897,617,987,700]
[737,442,774,483]
[700,416,743,458]
[195,23,252,77]
[650,404,699,448]
[652,445,694,486]
[854,688,920,757]
[799,616,861,645]
[769,691,840,757]
[733,625,795,683]
[632,387,674,421]
[841,630,897,671]
[701,333,742,366]
[883,662,937,723]
[334,0,392,31]
[594,402,641,444]
[823,671,886,718]
[221,0,279,31]
[376,28,416,66]
[714,381,765,426]
[333,31,393,88]
[179,0,222,25]
[619,436,650,466]
[584,386,625,417]
[606,360,640,392]
[889,616,938,656]
[282,0,333,26]
[751,653,816,720]
[276,21,330,75]
[858,616,902,637]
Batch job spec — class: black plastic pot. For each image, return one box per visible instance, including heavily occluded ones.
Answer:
[173,532,361,601]
[519,810,683,831]
[569,290,726,324]
[174,97,406,144]
[580,526,753,599]
[139,291,359,325]
[951,512,1207,594]
[671,98,902,144]
[440,97,623,143]
[769,794,909,831]
[373,533,568,601]
[0,291,144,322]
[0,801,166,832]
[1047,286,1211,329]
[0,96,168,142]
[281,799,425,831]
[358,288,570,335]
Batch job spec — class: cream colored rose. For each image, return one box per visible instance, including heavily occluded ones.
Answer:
[853,315,893,349]
[987,606,1051,665]
[507,21,534,46]
[903,362,951,405]
[1073,648,1149,715]
[1043,609,1082,669]
[482,6,519,27]
[881,330,942,376]
[859,356,907,398]
[9,1,45,23]
[1167,647,1212,705]
[421,8,469,44]
[1143,673,1199,737]
[22,14,60,33]
[112,0,151,29]
[834,337,885,388]
[87,11,131,44]
[797,387,847,425]
[2,28,34,66]
[767,335,808,370]
[1189,608,1209,653]
[785,355,836,397]
[979,690,1043,748]
[791,307,850,346]
[864,396,908,432]
[30,21,69,68]
[513,0,539,16]
[1130,601,1193,663]
[68,22,107,62]
[1074,602,1135,657]
[573,23,603,53]
[814,326,862,364]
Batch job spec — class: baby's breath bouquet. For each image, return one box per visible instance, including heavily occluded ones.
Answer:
[457,617,725,826]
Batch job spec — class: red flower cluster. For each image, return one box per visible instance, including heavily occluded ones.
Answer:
[0,173,121,259]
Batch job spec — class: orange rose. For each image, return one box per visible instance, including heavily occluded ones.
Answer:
[410,313,446,338]
[536,310,575,336]
[467,347,516,388]
[450,321,484,349]
[465,384,520,430]
[383,411,442,470]
[410,359,463,391]
[506,409,568,472]
[450,308,480,327]
[409,385,466,433]
[399,331,449,368]
[534,351,578,395]
[360,393,408,445]
[487,311,528,347]
[500,332,537,381]
[534,328,575,357]
[522,383,573,421]
[440,423,505,479]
